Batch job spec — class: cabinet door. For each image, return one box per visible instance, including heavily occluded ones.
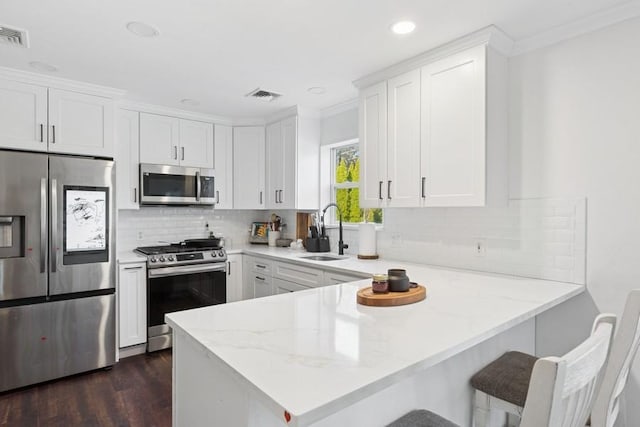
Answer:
[179,119,214,168]
[226,254,243,302]
[139,113,180,166]
[421,45,486,207]
[274,277,310,294]
[0,80,48,152]
[387,69,421,207]
[118,263,147,348]
[233,126,265,209]
[253,274,272,298]
[279,116,297,209]
[116,110,140,210]
[265,121,283,209]
[273,261,323,288]
[48,88,114,157]
[324,271,368,286]
[214,125,233,209]
[359,81,387,208]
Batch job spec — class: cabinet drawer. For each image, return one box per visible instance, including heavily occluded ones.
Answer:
[249,257,273,275]
[253,273,273,299]
[324,271,369,286]
[273,277,311,294]
[273,261,323,288]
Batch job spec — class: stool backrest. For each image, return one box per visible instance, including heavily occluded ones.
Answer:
[591,290,640,427]
[520,314,616,427]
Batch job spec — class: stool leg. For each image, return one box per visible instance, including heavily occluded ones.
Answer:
[473,391,490,427]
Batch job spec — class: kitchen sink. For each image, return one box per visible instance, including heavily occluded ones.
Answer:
[301,255,344,261]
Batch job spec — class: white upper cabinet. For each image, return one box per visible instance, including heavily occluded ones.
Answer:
[179,119,214,169]
[359,82,387,208]
[116,109,140,210]
[233,126,266,209]
[139,113,180,165]
[266,121,284,208]
[421,45,486,207]
[0,80,115,157]
[387,69,421,207]
[0,80,48,152]
[358,36,507,208]
[214,124,233,209]
[47,89,114,157]
[139,113,213,168]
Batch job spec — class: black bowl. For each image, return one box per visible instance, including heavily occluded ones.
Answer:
[387,268,407,278]
[388,275,410,292]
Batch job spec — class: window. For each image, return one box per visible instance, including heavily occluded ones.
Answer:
[329,141,382,225]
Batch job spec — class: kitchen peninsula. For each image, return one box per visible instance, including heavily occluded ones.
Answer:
[166,251,583,427]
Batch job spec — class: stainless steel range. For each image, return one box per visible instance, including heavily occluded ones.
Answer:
[136,240,227,352]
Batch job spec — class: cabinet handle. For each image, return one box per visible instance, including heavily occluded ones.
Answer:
[379,181,383,200]
[259,191,263,205]
[228,261,231,276]
[275,190,279,204]
[216,190,220,204]
[255,276,265,281]
[51,125,56,144]
[421,177,426,198]
[181,147,185,161]
[256,264,266,269]
[387,180,392,200]
[174,146,178,160]
[40,124,44,143]
[279,190,283,204]
[133,188,138,203]
[124,266,143,270]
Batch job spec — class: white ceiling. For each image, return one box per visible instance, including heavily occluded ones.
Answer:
[0,0,635,118]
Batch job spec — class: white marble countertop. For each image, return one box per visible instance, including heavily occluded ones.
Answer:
[166,248,584,426]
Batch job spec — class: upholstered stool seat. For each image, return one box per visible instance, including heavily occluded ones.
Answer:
[470,350,538,407]
[387,410,459,427]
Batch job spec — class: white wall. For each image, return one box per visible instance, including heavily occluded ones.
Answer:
[321,17,640,425]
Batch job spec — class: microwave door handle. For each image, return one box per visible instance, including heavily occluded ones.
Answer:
[196,171,201,202]
[50,179,57,273]
[40,178,47,273]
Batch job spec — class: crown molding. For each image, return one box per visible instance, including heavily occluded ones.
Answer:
[353,25,514,89]
[512,1,640,56]
[263,105,321,125]
[118,100,233,125]
[320,98,358,118]
[231,117,266,126]
[0,66,126,98]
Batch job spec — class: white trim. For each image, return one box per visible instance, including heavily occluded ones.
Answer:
[511,1,640,56]
[0,65,126,98]
[353,25,513,89]
[118,100,233,125]
[320,98,358,119]
[264,105,321,125]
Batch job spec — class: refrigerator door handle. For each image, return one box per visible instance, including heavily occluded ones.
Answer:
[51,178,58,273]
[40,178,47,273]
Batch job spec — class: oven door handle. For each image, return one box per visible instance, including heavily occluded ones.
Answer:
[148,263,226,278]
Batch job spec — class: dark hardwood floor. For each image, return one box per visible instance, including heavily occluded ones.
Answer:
[0,350,172,427]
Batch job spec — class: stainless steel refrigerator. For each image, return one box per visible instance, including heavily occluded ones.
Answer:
[0,150,115,392]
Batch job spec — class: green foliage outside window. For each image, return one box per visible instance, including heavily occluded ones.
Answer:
[333,145,382,224]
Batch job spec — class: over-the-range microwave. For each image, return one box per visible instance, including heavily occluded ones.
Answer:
[140,163,216,206]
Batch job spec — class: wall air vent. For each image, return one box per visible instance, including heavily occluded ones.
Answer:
[0,25,29,47]
[245,88,282,102]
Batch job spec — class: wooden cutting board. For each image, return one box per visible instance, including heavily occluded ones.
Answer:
[357,285,426,307]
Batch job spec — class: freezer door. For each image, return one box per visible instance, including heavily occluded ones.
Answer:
[0,293,116,392]
[49,156,115,295]
[0,151,48,301]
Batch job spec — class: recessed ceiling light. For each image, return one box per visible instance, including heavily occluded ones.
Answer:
[29,61,58,72]
[307,87,326,95]
[391,20,416,35]
[181,98,199,107]
[126,21,160,38]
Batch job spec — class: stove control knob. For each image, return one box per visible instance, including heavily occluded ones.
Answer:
[150,257,157,263]
[217,250,225,257]
[167,255,174,261]
[159,256,165,262]
[211,252,217,258]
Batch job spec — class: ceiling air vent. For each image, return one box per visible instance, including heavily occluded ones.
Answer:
[0,25,29,47]
[245,88,282,102]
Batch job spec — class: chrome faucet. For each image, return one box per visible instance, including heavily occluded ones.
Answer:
[321,203,349,255]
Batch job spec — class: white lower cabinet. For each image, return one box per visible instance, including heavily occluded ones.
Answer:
[274,277,311,294]
[272,261,323,288]
[253,274,273,298]
[323,271,369,286]
[118,262,147,348]
[243,256,273,299]
[226,254,243,302]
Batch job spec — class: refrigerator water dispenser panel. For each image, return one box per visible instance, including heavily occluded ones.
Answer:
[0,216,24,258]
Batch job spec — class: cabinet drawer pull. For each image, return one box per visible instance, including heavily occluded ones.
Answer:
[379,181,383,200]
[51,125,56,143]
[421,177,426,198]
[124,266,143,270]
[255,276,265,281]
[256,264,266,269]
[40,124,44,143]
[387,180,392,200]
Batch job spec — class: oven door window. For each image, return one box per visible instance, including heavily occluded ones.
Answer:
[148,269,226,328]
[143,173,197,198]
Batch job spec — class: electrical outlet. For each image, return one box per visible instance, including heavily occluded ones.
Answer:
[475,239,486,257]
[391,233,402,247]
[137,231,143,241]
